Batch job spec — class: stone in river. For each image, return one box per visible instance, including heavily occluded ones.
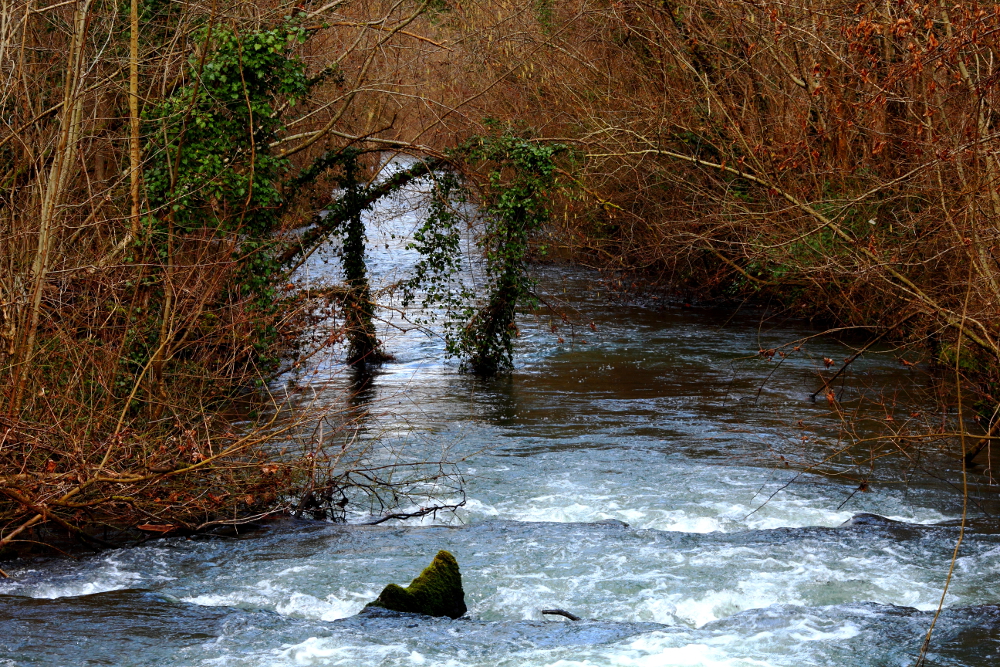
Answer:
[365,550,467,619]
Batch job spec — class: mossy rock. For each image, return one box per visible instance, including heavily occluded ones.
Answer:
[365,550,467,619]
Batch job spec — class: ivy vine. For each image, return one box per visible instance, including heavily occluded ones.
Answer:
[405,133,565,375]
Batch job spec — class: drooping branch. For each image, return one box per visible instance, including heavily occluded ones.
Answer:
[278,156,445,267]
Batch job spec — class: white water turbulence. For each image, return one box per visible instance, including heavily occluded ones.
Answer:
[2,160,1000,666]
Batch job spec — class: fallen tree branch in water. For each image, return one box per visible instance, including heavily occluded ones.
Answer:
[278,157,446,268]
[810,314,915,401]
[542,609,581,621]
[964,418,1000,468]
[364,495,467,525]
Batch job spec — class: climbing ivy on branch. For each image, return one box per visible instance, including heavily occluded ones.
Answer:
[405,133,565,376]
[135,21,313,382]
[144,23,310,234]
[402,171,474,351]
[462,135,563,375]
[143,24,310,297]
[332,149,385,365]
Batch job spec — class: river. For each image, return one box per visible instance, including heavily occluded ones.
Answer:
[2,168,999,666]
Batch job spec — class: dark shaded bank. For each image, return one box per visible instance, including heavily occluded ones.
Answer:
[0,514,277,563]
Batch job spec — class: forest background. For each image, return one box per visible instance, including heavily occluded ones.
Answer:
[2,0,999,554]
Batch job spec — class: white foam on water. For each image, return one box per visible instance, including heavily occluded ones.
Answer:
[275,591,367,621]
[789,620,860,642]
[606,633,768,667]
[446,452,957,537]
[633,578,809,630]
[182,584,371,621]
[0,554,145,599]
[273,637,410,666]
[24,575,132,599]
[454,480,953,535]
[467,520,1000,633]
[189,610,883,667]
[259,633,762,667]
[460,497,500,517]
[529,617,858,667]
[183,591,272,609]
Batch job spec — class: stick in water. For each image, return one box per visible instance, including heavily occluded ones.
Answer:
[541,609,581,621]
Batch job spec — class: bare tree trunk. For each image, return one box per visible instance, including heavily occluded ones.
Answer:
[9,0,92,416]
[129,0,140,234]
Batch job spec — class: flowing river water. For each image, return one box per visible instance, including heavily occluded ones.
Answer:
[3,170,1000,666]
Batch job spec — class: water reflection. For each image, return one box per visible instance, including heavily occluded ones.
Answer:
[346,367,379,410]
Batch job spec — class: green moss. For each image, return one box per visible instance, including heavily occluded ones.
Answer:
[365,550,467,619]
[938,342,983,372]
